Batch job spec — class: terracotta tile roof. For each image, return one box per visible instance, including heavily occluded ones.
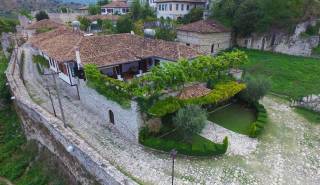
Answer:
[29,27,82,61]
[177,20,231,34]
[29,28,203,66]
[156,0,205,3]
[86,15,120,22]
[177,84,211,100]
[78,6,89,10]
[26,19,64,30]
[101,1,129,8]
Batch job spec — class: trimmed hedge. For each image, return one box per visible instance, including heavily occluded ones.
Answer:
[139,128,228,156]
[148,81,246,117]
[249,102,268,138]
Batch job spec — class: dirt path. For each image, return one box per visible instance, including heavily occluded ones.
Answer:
[0,177,14,185]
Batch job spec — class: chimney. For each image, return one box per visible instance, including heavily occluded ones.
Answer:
[75,47,82,70]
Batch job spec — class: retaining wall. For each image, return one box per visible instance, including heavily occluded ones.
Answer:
[6,47,137,185]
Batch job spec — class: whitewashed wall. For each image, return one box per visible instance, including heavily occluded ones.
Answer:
[177,30,232,54]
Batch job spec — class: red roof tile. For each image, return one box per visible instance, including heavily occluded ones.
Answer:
[177,20,231,33]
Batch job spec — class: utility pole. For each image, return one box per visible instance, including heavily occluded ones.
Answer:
[170,149,177,185]
[44,74,56,117]
[52,72,67,128]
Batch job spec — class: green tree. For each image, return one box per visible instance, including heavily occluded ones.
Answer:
[211,0,320,36]
[134,19,144,35]
[131,0,142,20]
[173,106,207,142]
[116,15,134,33]
[240,75,271,103]
[88,4,101,15]
[35,11,49,21]
[97,0,110,6]
[0,18,18,34]
[180,8,204,24]
[155,28,176,41]
[101,19,116,34]
[77,16,91,31]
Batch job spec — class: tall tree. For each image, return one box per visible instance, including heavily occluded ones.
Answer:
[35,11,49,21]
[116,15,134,33]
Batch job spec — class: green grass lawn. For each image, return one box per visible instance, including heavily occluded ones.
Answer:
[242,49,320,98]
[208,103,256,135]
[295,107,320,124]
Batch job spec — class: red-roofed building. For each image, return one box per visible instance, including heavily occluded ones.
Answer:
[101,0,129,15]
[177,19,232,54]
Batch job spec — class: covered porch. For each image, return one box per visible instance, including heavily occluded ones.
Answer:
[100,58,160,81]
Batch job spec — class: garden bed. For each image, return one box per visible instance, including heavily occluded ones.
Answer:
[139,125,228,156]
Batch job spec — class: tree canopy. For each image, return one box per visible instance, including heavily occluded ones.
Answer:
[35,11,49,21]
[212,0,320,36]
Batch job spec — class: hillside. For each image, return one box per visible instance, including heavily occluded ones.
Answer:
[0,0,83,12]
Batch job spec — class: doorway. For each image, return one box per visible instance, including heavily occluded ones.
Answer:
[109,110,115,124]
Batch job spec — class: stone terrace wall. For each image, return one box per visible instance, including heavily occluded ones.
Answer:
[6,47,137,185]
[78,80,143,142]
[237,19,320,56]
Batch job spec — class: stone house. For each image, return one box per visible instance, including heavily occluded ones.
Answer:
[29,27,201,141]
[155,0,206,20]
[101,0,129,15]
[177,19,232,54]
[77,6,89,15]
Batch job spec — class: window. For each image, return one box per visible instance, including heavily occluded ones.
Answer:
[165,4,167,11]
[186,4,189,10]
[101,8,106,13]
[181,4,184,11]
[211,44,215,53]
[186,43,190,46]
[169,4,172,11]
[176,4,179,10]
[159,5,161,11]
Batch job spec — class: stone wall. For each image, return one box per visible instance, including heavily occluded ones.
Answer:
[293,94,320,113]
[78,80,143,142]
[177,30,232,54]
[6,47,137,185]
[237,19,320,56]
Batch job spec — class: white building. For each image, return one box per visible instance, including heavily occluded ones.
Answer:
[101,0,129,15]
[177,20,232,54]
[155,0,206,20]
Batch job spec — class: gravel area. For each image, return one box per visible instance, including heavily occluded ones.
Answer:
[201,121,258,156]
[22,45,320,185]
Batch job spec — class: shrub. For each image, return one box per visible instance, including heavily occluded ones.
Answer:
[173,105,207,141]
[35,11,49,21]
[116,15,134,33]
[148,81,246,117]
[139,128,228,156]
[249,102,268,138]
[240,75,271,103]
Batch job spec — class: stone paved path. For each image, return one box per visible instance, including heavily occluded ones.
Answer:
[201,121,258,156]
[22,45,320,185]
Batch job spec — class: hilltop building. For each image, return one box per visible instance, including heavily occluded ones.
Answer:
[101,0,130,15]
[155,0,206,20]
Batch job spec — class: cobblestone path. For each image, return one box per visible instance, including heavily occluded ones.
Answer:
[22,45,320,185]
